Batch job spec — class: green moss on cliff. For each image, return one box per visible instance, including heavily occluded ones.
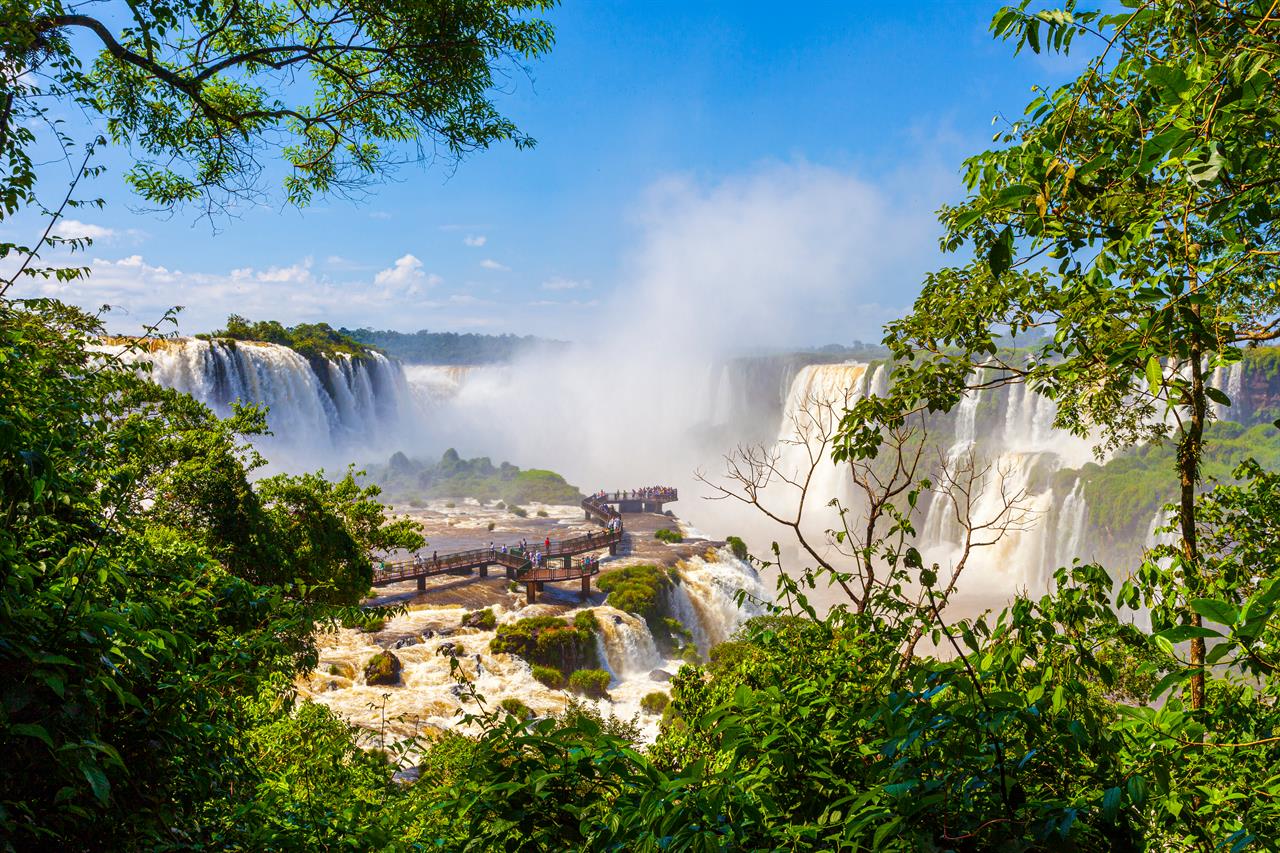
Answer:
[489,616,597,675]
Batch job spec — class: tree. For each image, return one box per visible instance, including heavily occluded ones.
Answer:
[0,0,555,231]
[838,0,1280,708]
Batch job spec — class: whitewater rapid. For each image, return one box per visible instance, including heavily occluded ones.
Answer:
[303,548,766,746]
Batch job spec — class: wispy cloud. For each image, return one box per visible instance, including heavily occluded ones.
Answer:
[541,276,589,291]
[55,219,116,241]
[479,258,510,272]
[463,234,487,247]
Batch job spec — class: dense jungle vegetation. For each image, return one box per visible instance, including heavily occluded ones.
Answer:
[343,328,569,364]
[7,1,1280,851]
[367,449,584,506]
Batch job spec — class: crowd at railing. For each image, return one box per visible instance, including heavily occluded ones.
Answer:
[593,486,678,503]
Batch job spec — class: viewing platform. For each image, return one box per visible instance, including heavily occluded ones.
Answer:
[371,489,672,604]
[591,488,678,515]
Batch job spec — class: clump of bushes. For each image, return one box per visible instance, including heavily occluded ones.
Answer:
[487,521,496,531]
[510,505,528,518]
[445,501,456,508]
[460,608,497,630]
[654,527,682,544]
[568,669,611,700]
[573,609,600,632]
[495,501,506,509]
[725,535,749,561]
[341,612,387,633]
[499,697,533,719]
[536,509,549,517]
[640,692,669,714]
[531,665,563,689]
[490,615,597,674]
[597,564,669,621]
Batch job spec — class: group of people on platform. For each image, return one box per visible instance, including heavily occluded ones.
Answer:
[595,486,676,502]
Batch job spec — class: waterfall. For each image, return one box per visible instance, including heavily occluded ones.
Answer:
[100,338,420,469]
[594,607,662,676]
[668,550,767,653]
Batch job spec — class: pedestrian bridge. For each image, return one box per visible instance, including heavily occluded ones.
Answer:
[370,489,676,604]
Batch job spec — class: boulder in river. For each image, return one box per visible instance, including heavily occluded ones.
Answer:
[437,641,460,658]
[364,651,402,686]
[648,669,673,683]
[393,636,419,650]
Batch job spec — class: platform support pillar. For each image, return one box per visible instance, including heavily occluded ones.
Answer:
[581,575,590,598]
[479,564,488,578]
[526,583,536,605]
[416,576,426,592]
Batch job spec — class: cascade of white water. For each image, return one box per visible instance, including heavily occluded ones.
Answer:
[952,387,980,452]
[101,337,419,469]
[867,363,889,398]
[594,607,663,676]
[671,550,767,652]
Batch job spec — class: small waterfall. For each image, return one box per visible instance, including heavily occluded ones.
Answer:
[594,607,662,677]
[867,363,889,398]
[669,550,767,652]
[952,387,980,452]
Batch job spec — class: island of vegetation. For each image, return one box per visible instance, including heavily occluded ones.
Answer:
[367,448,584,507]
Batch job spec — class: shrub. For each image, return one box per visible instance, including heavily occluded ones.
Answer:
[640,692,669,715]
[531,665,563,689]
[510,506,528,518]
[327,664,341,676]
[487,521,496,531]
[573,609,599,632]
[495,501,506,509]
[499,697,532,719]
[490,616,597,673]
[597,564,669,621]
[725,535,749,561]
[445,501,456,508]
[568,669,611,699]
[536,509,549,518]
[654,528,682,544]
[461,608,497,630]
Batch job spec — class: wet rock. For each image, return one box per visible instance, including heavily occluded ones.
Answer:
[421,629,436,640]
[612,615,624,625]
[461,608,497,630]
[437,641,460,658]
[392,765,422,785]
[319,660,356,679]
[364,651,402,686]
[393,636,419,650]
[648,669,673,683]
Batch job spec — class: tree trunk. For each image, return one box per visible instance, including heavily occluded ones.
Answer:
[1178,349,1207,710]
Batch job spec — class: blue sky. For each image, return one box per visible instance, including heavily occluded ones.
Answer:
[13,1,1084,346]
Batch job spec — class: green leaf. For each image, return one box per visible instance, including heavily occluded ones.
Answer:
[1190,598,1238,627]
[80,763,110,805]
[1145,356,1163,395]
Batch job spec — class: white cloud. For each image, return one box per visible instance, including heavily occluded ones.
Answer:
[56,219,115,241]
[374,253,442,296]
[541,276,589,291]
[368,211,392,220]
[463,234,487,247]
[479,258,510,272]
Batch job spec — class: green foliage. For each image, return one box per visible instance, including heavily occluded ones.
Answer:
[461,608,497,630]
[566,669,611,700]
[2,0,556,212]
[530,665,563,690]
[362,651,401,686]
[573,609,600,632]
[639,692,669,715]
[725,534,749,561]
[654,527,682,544]
[342,327,568,364]
[596,564,669,621]
[0,300,415,847]
[489,616,597,675]
[498,698,532,720]
[205,315,374,362]
[372,449,583,506]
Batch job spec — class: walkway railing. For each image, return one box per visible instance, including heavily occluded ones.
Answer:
[370,488,672,596]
